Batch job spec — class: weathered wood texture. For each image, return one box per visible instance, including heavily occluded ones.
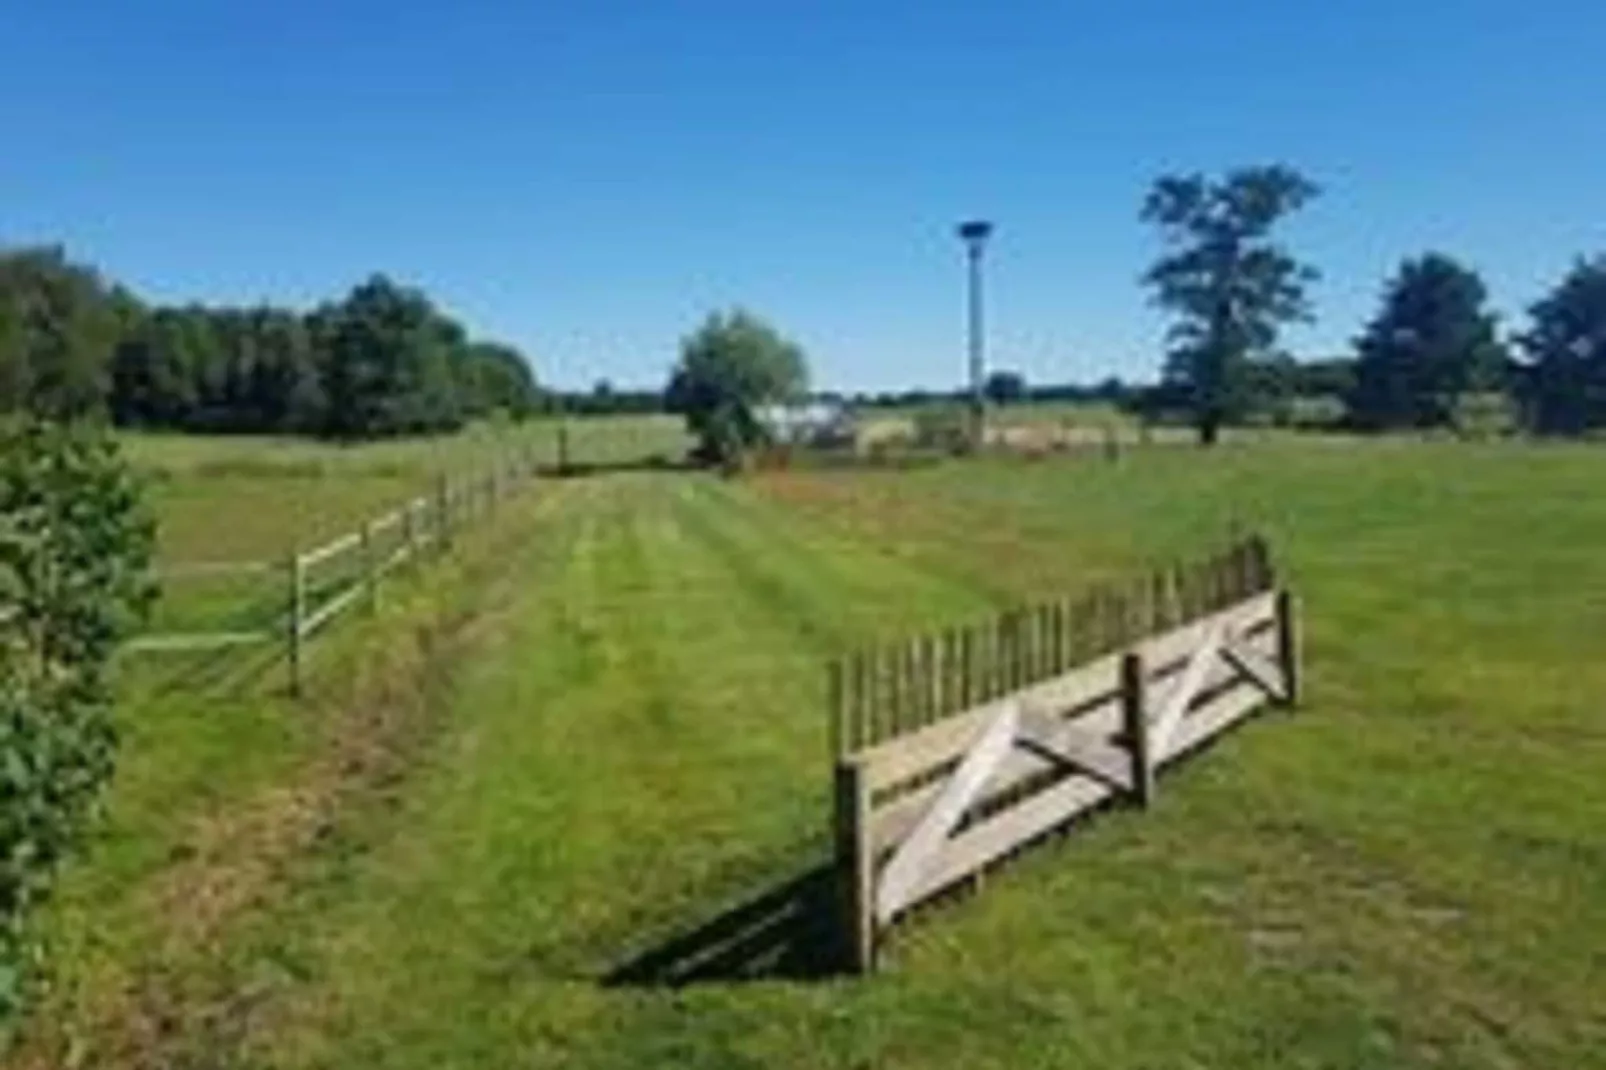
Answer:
[830,536,1297,973]
[828,535,1275,758]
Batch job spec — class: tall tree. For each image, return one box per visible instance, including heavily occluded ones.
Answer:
[1349,253,1506,430]
[1141,165,1320,445]
[667,309,806,467]
[1523,255,1606,435]
[984,370,1027,405]
[318,275,465,439]
[0,247,121,419]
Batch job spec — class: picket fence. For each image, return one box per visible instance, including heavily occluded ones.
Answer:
[827,535,1301,972]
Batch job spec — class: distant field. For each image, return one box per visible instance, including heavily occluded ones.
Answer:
[23,438,1606,1069]
[126,415,689,636]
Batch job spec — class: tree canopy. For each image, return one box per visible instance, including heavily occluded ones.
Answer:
[0,246,539,438]
[1348,253,1506,430]
[1522,256,1606,435]
[983,370,1028,405]
[1141,165,1320,444]
[666,310,807,467]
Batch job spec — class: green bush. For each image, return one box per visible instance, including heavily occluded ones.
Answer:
[0,420,154,1016]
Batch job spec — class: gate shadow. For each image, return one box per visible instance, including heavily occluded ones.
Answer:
[603,863,845,987]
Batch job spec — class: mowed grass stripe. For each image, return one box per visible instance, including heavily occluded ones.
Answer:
[33,442,1606,1070]
[263,473,981,1066]
[675,476,995,648]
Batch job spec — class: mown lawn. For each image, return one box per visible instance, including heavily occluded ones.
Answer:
[22,439,1606,1069]
[127,416,686,637]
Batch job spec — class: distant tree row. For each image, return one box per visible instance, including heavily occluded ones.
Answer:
[1138,166,1606,441]
[0,245,540,438]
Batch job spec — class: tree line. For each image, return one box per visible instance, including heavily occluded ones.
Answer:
[0,245,540,438]
[1137,166,1606,442]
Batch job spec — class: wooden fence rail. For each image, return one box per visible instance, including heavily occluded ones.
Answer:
[117,444,544,695]
[829,535,1299,972]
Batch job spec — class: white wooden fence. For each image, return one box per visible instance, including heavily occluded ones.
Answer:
[125,446,543,695]
[832,569,1300,973]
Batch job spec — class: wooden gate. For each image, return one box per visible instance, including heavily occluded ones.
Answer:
[830,543,1300,972]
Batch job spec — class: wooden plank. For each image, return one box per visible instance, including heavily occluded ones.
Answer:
[898,768,1117,917]
[868,691,1121,855]
[828,659,845,760]
[939,629,958,723]
[1277,589,1302,708]
[376,542,412,579]
[1015,716,1133,791]
[368,507,404,535]
[1156,678,1269,766]
[301,531,361,569]
[1136,592,1275,674]
[855,594,1277,794]
[858,658,1115,795]
[300,581,365,637]
[1221,638,1287,701]
[852,651,870,751]
[890,642,908,738]
[835,760,875,973]
[1121,651,1153,807]
[361,521,378,615]
[959,626,975,709]
[436,475,452,552]
[870,630,1277,846]
[922,633,940,730]
[156,560,275,579]
[1035,605,1052,681]
[126,631,273,653]
[287,548,304,698]
[1149,630,1223,756]
[875,700,1019,923]
[908,638,927,731]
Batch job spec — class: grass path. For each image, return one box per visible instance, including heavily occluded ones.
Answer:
[19,448,1606,1069]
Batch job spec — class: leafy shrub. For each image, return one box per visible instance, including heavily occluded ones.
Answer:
[0,419,154,1016]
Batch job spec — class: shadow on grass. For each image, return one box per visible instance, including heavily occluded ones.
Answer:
[128,638,286,703]
[603,863,846,987]
[539,456,699,479]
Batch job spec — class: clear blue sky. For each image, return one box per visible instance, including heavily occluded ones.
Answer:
[4,0,1603,392]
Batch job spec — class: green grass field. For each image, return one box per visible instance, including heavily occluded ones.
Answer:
[19,438,1606,1068]
[126,416,689,639]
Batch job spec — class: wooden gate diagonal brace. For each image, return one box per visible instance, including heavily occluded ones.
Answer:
[1015,716,1133,793]
[1149,626,1223,756]
[875,700,1020,923]
[1220,638,1288,702]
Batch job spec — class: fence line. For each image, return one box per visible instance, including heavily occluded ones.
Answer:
[827,534,1275,758]
[121,444,545,695]
[829,534,1297,972]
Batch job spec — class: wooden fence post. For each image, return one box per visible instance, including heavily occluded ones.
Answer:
[1121,651,1153,807]
[829,659,846,760]
[361,520,377,615]
[287,547,305,698]
[834,759,875,973]
[404,500,419,566]
[436,474,452,553]
[1277,590,1302,708]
